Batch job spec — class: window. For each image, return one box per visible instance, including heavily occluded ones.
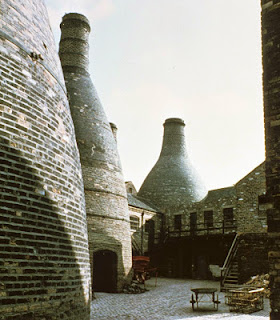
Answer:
[204,210,213,228]
[130,215,140,230]
[190,212,197,231]
[174,214,182,230]
[223,208,234,225]
[128,187,133,194]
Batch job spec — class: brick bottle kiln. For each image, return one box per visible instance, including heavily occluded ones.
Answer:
[138,118,207,213]
[59,13,132,293]
[0,1,91,319]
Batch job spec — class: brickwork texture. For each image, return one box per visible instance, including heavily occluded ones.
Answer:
[59,13,132,293]
[261,1,280,319]
[138,118,207,213]
[0,1,91,319]
[168,162,266,235]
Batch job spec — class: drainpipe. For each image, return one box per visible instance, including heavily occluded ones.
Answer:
[141,211,144,255]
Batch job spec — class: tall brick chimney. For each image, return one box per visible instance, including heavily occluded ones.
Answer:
[261,1,280,319]
[59,13,132,293]
[138,118,207,213]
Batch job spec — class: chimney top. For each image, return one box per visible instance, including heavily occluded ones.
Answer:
[59,12,91,72]
[138,117,206,211]
[164,118,185,126]
[61,13,90,30]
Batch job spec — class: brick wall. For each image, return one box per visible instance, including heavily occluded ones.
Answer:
[235,163,266,233]
[261,1,280,319]
[59,13,132,293]
[173,163,266,235]
[0,1,91,319]
[237,233,269,284]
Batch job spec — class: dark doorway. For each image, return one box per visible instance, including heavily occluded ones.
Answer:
[196,255,208,279]
[93,250,117,293]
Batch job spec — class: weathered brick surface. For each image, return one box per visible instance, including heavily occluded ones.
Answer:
[150,163,268,280]
[128,205,159,255]
[0,1,91,319]
[261,1,280,318]
[235,163,267,232]
[125,182,161,255]
[138,118,207,213]
[59,13,132,293]
[237,233,269,283]
[172,163,267,235]
[177,186,236,235]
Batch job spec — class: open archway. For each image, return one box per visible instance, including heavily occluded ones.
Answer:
[93,250,118,293]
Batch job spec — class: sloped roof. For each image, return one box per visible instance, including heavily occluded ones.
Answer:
[201,186,236,203]
[235,162,265,186]
[127,193,159,212]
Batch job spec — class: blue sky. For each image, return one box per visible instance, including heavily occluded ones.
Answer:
[45,0,265,191]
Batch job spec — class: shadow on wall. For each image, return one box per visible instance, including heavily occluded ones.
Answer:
[0,138,90,320]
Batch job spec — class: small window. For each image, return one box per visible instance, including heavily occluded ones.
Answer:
[223,208,234,225]
[204,210,213,228]
[190,212,197,230]
[128,187,133,194]
[174,214,182,230]
[130,215,139,230]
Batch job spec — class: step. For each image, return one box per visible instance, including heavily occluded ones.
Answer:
[223,283,241,288]
[230,266,238,270]
[224,280,239,284]
[221,284,243,292]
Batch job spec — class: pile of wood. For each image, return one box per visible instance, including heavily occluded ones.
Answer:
[245,274,270,298]
[226,287,265,314]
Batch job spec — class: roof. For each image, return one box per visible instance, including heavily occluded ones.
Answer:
[127,194,159,212]
[235,162,265,186]
[201,186,236,203]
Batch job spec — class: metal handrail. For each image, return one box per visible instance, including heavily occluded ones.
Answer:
[131,234,142,254]
[220,233,240,289]
[222,233,239,271]
[167,220,237,237]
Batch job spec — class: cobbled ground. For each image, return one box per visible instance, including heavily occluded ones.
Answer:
[91,278,270,320]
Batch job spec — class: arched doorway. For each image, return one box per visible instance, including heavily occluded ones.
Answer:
[93,250,117,293]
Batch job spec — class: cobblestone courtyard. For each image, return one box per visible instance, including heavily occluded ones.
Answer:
[91,278,270,320]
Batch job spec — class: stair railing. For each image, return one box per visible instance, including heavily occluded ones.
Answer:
[220,233,240,290]
[131,234,142,255]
